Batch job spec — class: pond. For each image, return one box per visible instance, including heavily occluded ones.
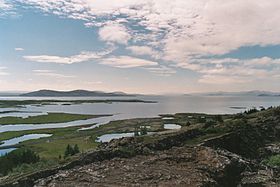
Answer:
[96,133,135,143]
[162,117,174,120]
[164,124,182,130]
[96,132,155,143]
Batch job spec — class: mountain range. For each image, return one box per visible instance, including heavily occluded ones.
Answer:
[20,90,136,97]
[191,90,280,97]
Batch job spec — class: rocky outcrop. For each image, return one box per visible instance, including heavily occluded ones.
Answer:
[34,146,250,187]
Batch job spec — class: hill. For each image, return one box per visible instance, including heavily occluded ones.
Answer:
[192,90,280,97]
[20,90,135,97]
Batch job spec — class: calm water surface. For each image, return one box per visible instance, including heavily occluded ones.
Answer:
[164,124,182,130]
[0,95,279,133]
[0,134,52,147]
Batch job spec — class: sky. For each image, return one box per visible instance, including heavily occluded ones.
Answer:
[0,0,280,94]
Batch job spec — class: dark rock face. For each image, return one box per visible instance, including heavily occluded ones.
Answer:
[34,146,249,187]
[203,118,280,159]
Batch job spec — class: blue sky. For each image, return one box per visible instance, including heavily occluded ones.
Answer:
[0,0,280,94]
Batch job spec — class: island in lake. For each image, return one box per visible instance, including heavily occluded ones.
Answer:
[20,89,137,97]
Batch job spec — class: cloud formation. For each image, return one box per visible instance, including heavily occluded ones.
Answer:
[0,67,8,75]
[99,23,131,45]
[100,56,158,68]
[33,70,75,78]
[9,0,280,86]
[16,0,280,56]
[15,47,24,51]
[177,57,280,84]
[0,0,11,9]
[126,46,161,59]
[146,65,176,77]
[24,49,113,64]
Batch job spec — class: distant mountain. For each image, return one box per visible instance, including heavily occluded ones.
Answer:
[191,90,280,97]
[20,90,136,97]
[0,92,23,97]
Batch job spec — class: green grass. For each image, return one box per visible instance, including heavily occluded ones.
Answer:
[0,112,231,160]
[263,155,280,167]
[0,117,164,159]
[0,126,99,159]
[0,113,104,125]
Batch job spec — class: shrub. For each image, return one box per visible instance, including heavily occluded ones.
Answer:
[0,148,40,175]
[204,120,216,128]
[134,127,139,136]
[64,144,80,158]
[263,155,280,167]
[244,108,259,114]
[140,126,148,135]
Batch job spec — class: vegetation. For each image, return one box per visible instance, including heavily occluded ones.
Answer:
[0,126,98,159]
[133,126,148,136]
[0,148,40,175]
[263,155,280,167]
[244,108,259,114]
[64,144,80,158]
[0,113,103,125]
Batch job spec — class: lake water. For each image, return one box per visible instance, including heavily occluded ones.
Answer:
[0,95,280,133]
[164,124,182,130]
[96,132,155,143]
[0,134,52,147]
[96,132,135,143]
[0,148,17,156]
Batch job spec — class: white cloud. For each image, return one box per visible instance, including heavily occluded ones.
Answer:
[198,75,250,84]
[99,23,131,45]
[24,49,113,64]
[146,65,176,76]
[85,81,103,85]
[33,70,53,73]
[0,0,14,17]
[100,56,158,68]
[0,0,11,9]
[33,69,75,78]
[126,46,161,59]
[0,67,9,75]
[15,47,24,51]
[17,0,280,60]
[10,0,280,87]
[176,57,280,84]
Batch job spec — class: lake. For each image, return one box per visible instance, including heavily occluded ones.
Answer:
[0,95,280,133]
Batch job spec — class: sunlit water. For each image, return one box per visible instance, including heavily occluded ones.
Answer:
[0,95,279,133]
[164,124,181,130]
[96,133,135,143]
[96,132,155,143]
[0,134,52,147]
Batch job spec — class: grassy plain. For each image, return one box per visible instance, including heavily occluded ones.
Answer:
[0,113,106,125]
